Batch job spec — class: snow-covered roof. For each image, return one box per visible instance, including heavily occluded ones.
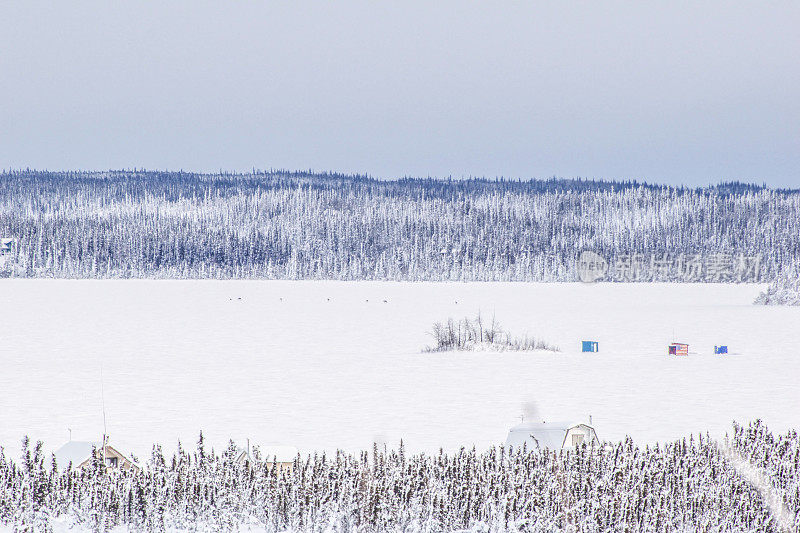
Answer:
[259,445,298,463]
[235,445,298,463]
[53,441,136,471]
[54,441,100,470]
[505,421,594,450]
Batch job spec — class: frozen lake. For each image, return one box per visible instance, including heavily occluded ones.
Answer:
[0,280,797,461]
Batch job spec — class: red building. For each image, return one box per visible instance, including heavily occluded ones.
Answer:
[668,342,689,356]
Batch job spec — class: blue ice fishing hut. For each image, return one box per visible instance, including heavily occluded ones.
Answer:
[582,341,599,353]
[714,345,728,354]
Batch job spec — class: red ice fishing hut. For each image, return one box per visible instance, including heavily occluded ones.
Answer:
[668,342,689,356]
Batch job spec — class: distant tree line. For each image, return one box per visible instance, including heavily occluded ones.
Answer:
[754,275,800,305]
[0,421,797,531]
[0,170,797,281]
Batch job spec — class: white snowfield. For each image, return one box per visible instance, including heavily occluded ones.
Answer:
[0,280,797,462]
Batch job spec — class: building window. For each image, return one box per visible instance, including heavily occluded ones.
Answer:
[571,434,585,446]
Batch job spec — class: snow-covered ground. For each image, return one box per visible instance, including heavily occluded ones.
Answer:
[0,280,797,461]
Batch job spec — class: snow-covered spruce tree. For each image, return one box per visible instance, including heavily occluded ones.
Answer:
[0,422,798,531]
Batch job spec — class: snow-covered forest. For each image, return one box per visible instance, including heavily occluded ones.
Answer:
[754,276,800,306]
[1,421,797,532]
[0,170,798,281]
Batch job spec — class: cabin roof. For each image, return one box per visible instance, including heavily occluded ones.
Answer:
[260,445,298,463]
[54,441,134,470]
[236,445,298,463]
[505,421,595,450]
[54,441,101,469]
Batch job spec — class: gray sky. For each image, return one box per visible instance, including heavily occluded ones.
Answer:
[1,2,798,186]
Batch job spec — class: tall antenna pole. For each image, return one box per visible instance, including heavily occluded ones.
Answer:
[100,362,107,469]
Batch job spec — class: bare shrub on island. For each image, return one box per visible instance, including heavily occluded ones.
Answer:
[426,313,560,353]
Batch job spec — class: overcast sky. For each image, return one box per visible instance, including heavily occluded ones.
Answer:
[1,2,797,186]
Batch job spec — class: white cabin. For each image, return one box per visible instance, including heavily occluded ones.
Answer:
[505,421,599,451]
